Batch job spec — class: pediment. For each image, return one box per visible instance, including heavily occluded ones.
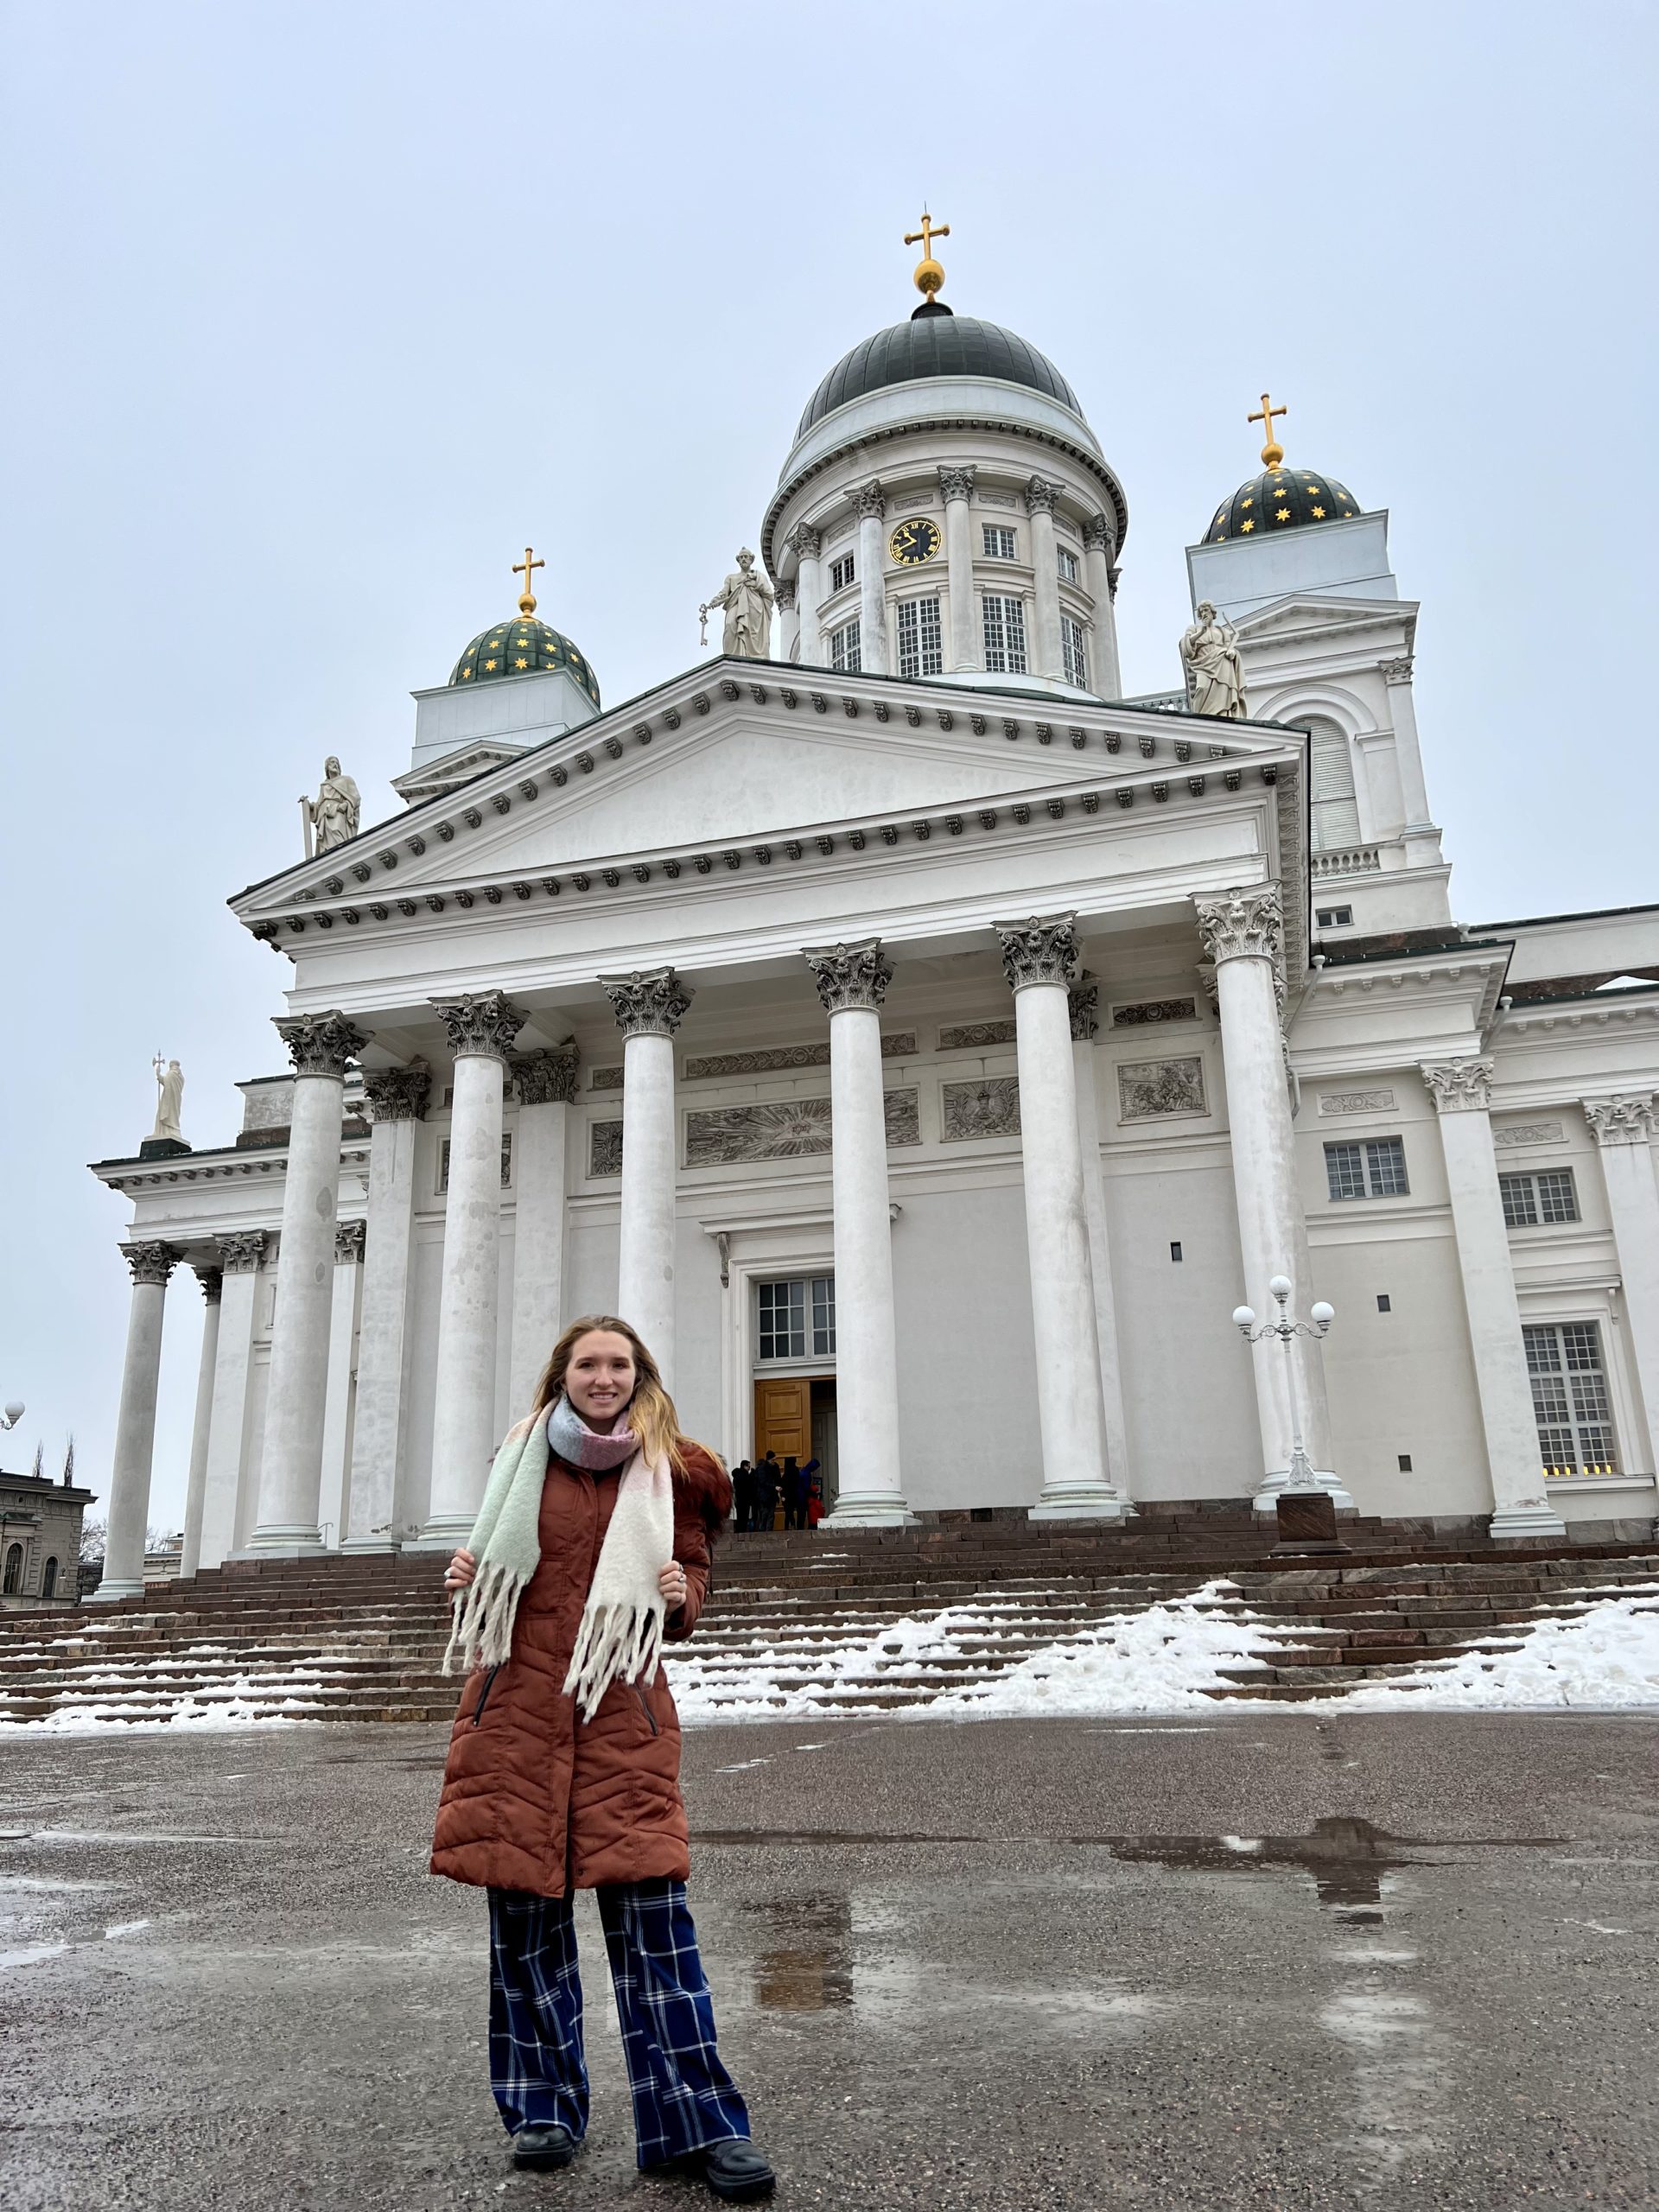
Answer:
[1234,594,1417,650]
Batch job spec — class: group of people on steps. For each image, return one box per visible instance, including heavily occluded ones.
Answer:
[730,1451,823,1532]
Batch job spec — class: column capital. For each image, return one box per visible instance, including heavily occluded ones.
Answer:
[1583,1093,1659,1146]
[938,463,977,502]
[1194,884,1283,966]
[773,577,797,613]
[1024,474,1060,515]
[122,1241,181,1287]
[511,1043,580,1105]
[803,938,892,1014]
[601,966,694,1039]
[216,1229,270,1274]
[995,912,1079,991]
[361,1060,431,1123]
[785,522,821,560]
[1379,655,1414,684]
[850,480,886,522]
[1068,974,1100,1041]
[1084,512,1117,555]
[1421,1058,1495,1114]
[431,991,526,1063]
[193,1265,224,1306]
[273,1010,369,1078]
[335,1218,366,1264]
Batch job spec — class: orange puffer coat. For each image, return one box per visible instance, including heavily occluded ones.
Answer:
[430,1443,728,1897]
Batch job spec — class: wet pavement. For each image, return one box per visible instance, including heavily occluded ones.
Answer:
[2,1710,1657,2209]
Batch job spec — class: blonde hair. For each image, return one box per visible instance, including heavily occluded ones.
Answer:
[531,1315,690,1476]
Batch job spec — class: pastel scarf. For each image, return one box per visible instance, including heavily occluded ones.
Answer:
[441,1395,675,1721]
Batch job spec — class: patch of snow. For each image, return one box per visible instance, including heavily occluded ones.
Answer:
[104,1919,150,1939]
[1319,1592,1659,1710]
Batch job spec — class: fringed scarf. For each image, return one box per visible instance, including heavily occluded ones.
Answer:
[441,1395,675,1721]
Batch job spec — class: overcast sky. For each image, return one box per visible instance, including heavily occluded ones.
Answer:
[3,2,1653,1535]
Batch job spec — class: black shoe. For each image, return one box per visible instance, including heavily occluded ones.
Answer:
[512,2122,578,2170]
[695,2137,776,2201]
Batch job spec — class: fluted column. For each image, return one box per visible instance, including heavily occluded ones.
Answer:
[1196,888,1344,1509]
[938,464,979,672]
[1380,656,1443,866]
[344,1063,429,1552]
[995,917,1129,1520]
[198,1231,268,1567]
[421,993,524,1546]
[1423,1059,1565,1537]
[787,524,823,668]
[1083,513,1122,699]
[1585,1096,1659,1478]
[852,481,889,676]
[319,1219,364,1547]
[804,939,912,1527]
[509,1045,579,1414]
[1068,976,1134,1500]
[1026,476,1064,682]
[775,577,798,664]
[251,1012,367,1553]
[601,969,692,1387]
[90,1243,183,1601]
[179,1266,223,1578]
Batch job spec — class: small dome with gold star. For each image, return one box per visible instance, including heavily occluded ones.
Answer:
[1204,463,1360,544]
[448,615,601,703]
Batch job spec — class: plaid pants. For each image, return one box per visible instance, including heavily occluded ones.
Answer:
[487,1880,751,2167]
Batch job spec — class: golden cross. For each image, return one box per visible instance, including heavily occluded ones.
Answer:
[1249,392,1287,468]
[904,209,950,301]
[512,545,544,615]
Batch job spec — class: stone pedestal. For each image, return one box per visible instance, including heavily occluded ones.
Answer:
[90,1242,181,1602]
[1273,1490,1347,1555]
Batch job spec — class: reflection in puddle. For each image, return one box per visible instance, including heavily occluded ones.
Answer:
[751,1892,853,2011]
[1101,1817,1557,1910]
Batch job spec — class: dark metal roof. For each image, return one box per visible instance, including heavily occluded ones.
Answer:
[1205,466,1360,544]
[797,305,1084,439]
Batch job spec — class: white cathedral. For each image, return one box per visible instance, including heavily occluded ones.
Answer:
[80,234,1659,1605]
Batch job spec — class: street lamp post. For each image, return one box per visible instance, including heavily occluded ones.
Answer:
[1234,1277,1344,1552]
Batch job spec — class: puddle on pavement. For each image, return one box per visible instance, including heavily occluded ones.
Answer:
[750,1892,854,2011]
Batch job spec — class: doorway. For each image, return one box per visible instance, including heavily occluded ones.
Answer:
[752,1375,837,1526]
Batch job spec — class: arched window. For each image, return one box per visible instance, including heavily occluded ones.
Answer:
[3,1544,22,1596]
[41,1556,58,1600]
[1306,718,1362,852]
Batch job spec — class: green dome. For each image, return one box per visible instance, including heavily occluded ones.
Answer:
[1204,466,1359,543]
[449,614,601,706]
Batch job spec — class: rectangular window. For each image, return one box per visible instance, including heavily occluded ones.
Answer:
[1057,546,1080,583]
[1315,906,1354,929]
[1524,1321,1618,1476]
[895,595,943,678]
[438,1132,512,1195]
[1324,1135,1408,1201]
[829,551,856,594]
[982,524,1017,560]
[982,594,1028,674]
[756,1276,836,1360]
[1499,1169,1580,1228]
[1061,613,1088,688]
[830,618,861,672]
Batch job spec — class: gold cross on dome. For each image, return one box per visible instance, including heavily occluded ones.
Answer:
[512,545,544,616]
[1249,392,1287,468]
[904,209,950,301]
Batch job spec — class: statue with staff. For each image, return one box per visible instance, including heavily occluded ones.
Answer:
[151,1054,186,1143]
[699,549,775,660]
[300,755,361,856]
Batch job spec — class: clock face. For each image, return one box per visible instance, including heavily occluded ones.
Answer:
[888,516,942,568]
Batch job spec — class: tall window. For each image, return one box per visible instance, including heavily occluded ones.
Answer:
[895,596,943,678]
[982,524,1017,560]
[3,1544,21,1596]
[757,1277,836,1360]
[1524,1322,1618,1476]
[1061,614,1088,688]
[829,550,856,594]
[1308,720,1362,852]
[830,619,861,672]
[982,594,1028,674]
[41,1556,58,1600]
[1500,1169,1580,1227]
[1057,546,1080,583]
[1324,1136,1408,1200]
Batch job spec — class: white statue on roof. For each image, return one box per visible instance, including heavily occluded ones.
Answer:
[1180,601,1247,721]
[700,549,776,660]
[302,756,362,855]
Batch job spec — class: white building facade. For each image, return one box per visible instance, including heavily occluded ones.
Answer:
[86,285,1659,1600]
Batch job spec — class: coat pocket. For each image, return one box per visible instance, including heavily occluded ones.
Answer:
[632,1682,660,1738]
[470,1665,501,1726]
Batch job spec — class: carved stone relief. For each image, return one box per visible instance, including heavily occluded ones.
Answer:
[590,1121,624,1178]
[1318,1089,1397,1116]
[1111,998,1198,1027]
[1492,1120,1567,1148]
[938,1020,1019,1051]
[591,1065,625,1091]
[1118,1057,1207,1120]
[683,1092,920,1166]
[942,1077,1021,1141]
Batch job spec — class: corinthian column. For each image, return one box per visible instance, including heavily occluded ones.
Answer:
[787,524,823,668]
[774,577,798,665]
[198,1230,268,1567]
[851,481,889,675]
[509,1044,579,1413]
[1584,1096,1659,1477]
[995,916,1128,1520]
[90,1242,182,1602]
[345,1062,429,1552]
[601,968,693,1386]
[803,938,912,1526]
[420,993,524,1547]
[179,1266,222,1578]
[1068,976,1134,1498]
[1196,887,1344,1509]
[1083,513,1122,699]
[938,464,979,672]
[1423,1059,1565,1537]
[1026,476,1064,682]
[250,1011,367,1554]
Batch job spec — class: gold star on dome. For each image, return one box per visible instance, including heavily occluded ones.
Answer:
[1240,519,1255,532]
[1274,508,1290,521]
[461,666,474,678]
[1241,497,1253,508]
[1311,505,1326,518]
[484,658,498,671]
[513,656,529,670]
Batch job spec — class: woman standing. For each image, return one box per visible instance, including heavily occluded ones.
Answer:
[431,1315,773,2200]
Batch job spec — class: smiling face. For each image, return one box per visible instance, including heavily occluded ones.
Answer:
[563,1328,638,1431]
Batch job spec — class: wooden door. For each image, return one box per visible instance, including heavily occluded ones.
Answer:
[753,1376,811,1465]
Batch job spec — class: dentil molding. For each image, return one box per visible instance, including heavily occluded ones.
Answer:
[601,967,695,1039]
[995,912,1079,991]
[274,1010,369,1079]
[431,991,527,1063]
[803,938,892,1014]
[1193,885,1283,967]
[1421,1058,1494,1114]
[1583,1094,1659,1146]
